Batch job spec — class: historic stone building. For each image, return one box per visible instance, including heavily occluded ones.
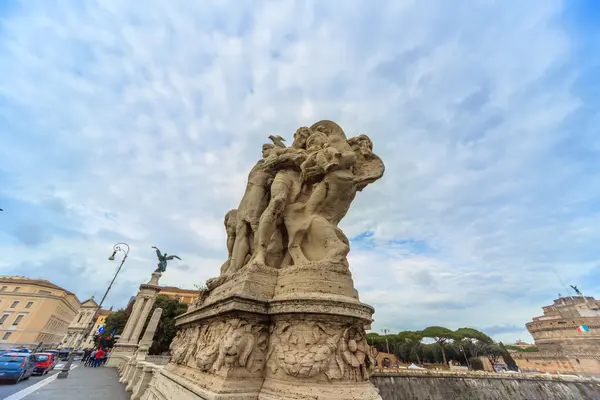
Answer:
[0,276,80,349]
[158,286,197,305]
[526,294,600,353]
[62,297,98,348]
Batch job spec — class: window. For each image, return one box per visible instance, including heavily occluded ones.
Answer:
[0,314,9,324]
[25,302,33,309]
[2,332,12,340]
[38,290,51,295]
[10,301,19,308]
[0,286,7,292]
[13,287,20,293]
[12,315,24,326]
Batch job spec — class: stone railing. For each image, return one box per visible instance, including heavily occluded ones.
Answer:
[116,355,165,400]
[372,369,600,382]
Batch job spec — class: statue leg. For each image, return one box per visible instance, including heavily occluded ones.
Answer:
[228,222,251,275]
[253,194,286,265]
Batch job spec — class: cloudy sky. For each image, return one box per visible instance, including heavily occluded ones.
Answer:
[1,0,599,343]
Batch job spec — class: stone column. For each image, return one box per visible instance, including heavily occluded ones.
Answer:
[130,297,155,344]
[106,271,163,368]
[121,298,145,342]
[136,308,163,361]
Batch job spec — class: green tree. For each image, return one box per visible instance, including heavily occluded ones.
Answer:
[397,331,423,365]
[469,357,484,371]
[142,295,188,355]
[483,343,504,370]
[454,327,493,344]
[499,342,519,371]
[104,309,129,338]
[421,326,456,365]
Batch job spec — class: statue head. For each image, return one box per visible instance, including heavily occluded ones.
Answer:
[310,120,347,140]
[262,143,275,158]
[306,132,327,151]
[348,134,373,153]
[292,127,312,149]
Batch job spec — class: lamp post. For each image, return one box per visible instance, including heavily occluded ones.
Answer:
[58,242,130,379]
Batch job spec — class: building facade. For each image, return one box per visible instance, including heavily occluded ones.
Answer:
[83,308,111,348]
[526,295,600,353]
[158,286,197,304]
[61,297,99,348]
[0,276,79,349]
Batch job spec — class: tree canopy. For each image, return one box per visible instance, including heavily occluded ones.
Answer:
[367,326,516,369]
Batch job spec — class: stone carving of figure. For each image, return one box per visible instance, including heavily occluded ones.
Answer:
[206,120,384,287]
[250,127,311,266]
[225,144,277,275]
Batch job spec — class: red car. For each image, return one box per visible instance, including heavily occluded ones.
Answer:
[33,353,56,375]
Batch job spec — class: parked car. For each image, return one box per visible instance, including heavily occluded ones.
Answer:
[0,352,36,383]
[43,350,60,369]
[58,348,72,361]
[8,348,31,353]
[33,353,56,375]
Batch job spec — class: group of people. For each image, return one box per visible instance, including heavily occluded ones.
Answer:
[81,347,110,367]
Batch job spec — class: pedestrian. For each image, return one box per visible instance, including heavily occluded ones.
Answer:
[94,348,105,368]
[86,349,97,367]
[82,348,92,364]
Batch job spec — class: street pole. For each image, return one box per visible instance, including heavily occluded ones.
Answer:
[58,242,130,379]
[381,328,390,354]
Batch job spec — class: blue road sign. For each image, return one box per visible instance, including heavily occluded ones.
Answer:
[98,326,105,334]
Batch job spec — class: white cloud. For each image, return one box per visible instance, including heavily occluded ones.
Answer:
[1,0,599,343]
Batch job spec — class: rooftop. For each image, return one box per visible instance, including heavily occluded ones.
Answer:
[159,286,197,294]
[0,275,78,300]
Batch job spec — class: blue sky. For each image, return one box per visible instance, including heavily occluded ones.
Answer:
[1,0,600,343]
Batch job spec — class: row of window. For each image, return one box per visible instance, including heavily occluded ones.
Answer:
[44,316,68,333]
[0,312,28,327]
[1,300,34,309]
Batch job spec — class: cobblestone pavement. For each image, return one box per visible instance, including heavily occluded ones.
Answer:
[15,365,129,400]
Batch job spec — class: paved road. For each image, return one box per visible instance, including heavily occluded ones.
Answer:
[0,363,65,399]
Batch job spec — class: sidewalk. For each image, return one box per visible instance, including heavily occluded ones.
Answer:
[22,365,129,400]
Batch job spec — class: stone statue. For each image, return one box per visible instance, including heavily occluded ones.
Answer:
[206,120,385,287]
[151,246,181,273]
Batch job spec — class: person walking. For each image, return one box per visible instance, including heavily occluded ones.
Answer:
[85,349,97,367]
[93,348,105,368]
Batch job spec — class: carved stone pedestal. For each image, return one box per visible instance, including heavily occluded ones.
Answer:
[145,265,380,400]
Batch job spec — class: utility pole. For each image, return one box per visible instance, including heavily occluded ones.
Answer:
[381,328,390,354]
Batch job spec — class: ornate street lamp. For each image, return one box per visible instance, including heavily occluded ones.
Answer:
[58,242,130,379]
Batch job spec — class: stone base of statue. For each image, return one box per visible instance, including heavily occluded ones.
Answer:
[107,272,163,368]
[143,261,381,400]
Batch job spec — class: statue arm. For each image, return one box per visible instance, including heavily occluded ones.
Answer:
[262,150,306,170]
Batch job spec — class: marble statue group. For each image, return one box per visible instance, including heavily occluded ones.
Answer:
[207,120,385,289]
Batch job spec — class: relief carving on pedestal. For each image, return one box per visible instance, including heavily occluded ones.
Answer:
[170,319,268,375]
[266,320,375,382]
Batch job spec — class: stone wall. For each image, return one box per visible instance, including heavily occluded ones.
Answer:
[512,352,600,376]
[372,371,600,400]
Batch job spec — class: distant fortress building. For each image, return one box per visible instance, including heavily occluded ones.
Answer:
[526,294,600,354]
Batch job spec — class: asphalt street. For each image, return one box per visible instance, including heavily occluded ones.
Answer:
[0,363,65,399]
